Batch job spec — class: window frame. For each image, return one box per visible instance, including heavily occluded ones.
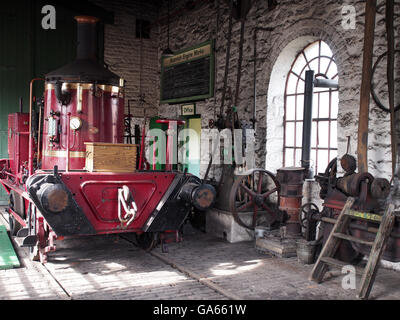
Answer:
[283,40,338,174]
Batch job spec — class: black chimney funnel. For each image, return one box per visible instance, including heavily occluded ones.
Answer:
[45,16,121,86]
[75,16,99,60]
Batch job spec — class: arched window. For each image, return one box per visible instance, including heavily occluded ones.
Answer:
[283,40,338,174]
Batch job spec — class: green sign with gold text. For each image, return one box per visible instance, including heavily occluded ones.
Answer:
[161,40,214,104]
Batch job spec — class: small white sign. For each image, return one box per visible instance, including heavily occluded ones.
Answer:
[181,104,195,116]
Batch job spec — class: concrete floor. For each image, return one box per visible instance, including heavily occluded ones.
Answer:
[1,206,400,300]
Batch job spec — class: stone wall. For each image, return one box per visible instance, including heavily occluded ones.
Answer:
[157,0,400,205]
[93,0,400,206]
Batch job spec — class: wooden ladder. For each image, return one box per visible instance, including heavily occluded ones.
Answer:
[309,197,396,299]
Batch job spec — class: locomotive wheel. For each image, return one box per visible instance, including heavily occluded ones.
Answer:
[135,232,158,251]
[8,194,21,236]
[27,204,40,262]
[9,215,22,237]
[299,203,320,229]
[229,169,280,230]
[325,157,337,177]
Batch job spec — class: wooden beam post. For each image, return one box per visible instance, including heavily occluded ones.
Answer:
[386,0,397,179]
[357,0,377,173]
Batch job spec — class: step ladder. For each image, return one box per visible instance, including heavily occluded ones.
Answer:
[309,197,396,299]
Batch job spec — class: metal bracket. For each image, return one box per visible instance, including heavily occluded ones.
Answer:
[118,185,138,229]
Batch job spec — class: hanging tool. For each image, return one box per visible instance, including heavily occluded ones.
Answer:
[218,0,234,128]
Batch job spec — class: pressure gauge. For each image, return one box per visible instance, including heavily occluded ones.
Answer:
[70,116,83,130]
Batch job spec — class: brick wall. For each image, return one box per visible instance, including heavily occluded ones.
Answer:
[92,0,160,120]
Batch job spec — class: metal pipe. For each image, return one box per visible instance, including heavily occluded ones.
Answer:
[36,105,42,167]
[75,16,99,60]
[29,78,44,176]
[252,28,257,129]
[66,113,71,172]
[234,18,245,108]
[138,117,147,170]
[301,70,314,175]
[153,137,157,170]
[219,0,234,120]
[252,27,274,129]
[16,132,20,178]
[313,78,339,89]
[7,207,27,227]
[4,171,18,179]
[357,0,377,173]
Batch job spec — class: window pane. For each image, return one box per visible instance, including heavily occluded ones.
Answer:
[311,121,317,148]
[310,149,317,173]
[317,150,329,175]
[320,57,332,75]
[286,73,299,94]
[300,65,308,80]
[295,148,302,167]
[296,94,304,120]
[330,149,337,162]
[296,122,303,147]
[308,58,319,73]
[312,93,319,119]
[304,41,320,61]
[297,78,305,94]
[326,61,338,79]
[330,120,337,148]
[292,54,307,76]
[286,95,296,120]
[285,148,294,167]
[319,92,330,118]
[318,121,329,148]
[321,41,333,57]
[331,91,338,118]
[285,122,295,147]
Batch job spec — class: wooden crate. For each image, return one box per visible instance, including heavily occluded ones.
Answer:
[84,142,138,172]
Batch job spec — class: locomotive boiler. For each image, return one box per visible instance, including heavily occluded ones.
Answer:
[0,16,216,263]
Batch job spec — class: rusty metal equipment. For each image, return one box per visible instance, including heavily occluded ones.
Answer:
[276,167,305,237]
[310,197,396,300]
[304,153,400,263]
[229,168,283,230]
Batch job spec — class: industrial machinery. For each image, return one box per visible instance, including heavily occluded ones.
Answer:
[0,16,215,264]
[301,154,400,263]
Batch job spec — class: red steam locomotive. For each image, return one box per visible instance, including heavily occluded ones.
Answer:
[0,16,215,263]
